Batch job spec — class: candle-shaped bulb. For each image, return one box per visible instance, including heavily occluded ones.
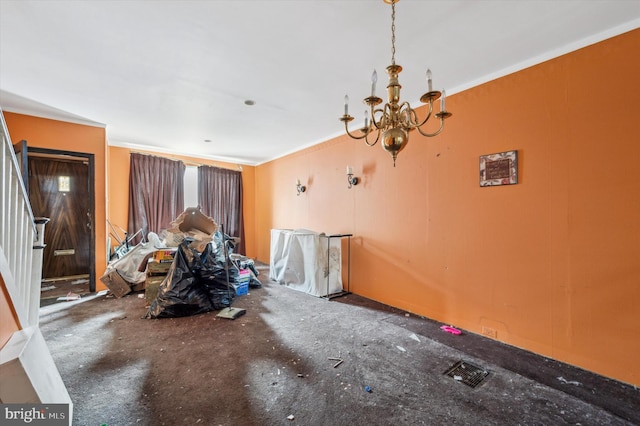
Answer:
[344,94,349,115]
[346,166,353,175]
[426,69,433,92]
[441,89,446,111]
[371,69,377,97]
[296,179,301,186]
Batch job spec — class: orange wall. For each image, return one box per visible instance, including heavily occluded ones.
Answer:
[107,146,257,265]
[255,29,640,386]
[4,112,108,291]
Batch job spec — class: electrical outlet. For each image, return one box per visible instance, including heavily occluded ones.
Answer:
[482,326,498,339]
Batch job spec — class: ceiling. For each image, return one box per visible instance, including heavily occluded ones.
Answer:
[1,1,638,166]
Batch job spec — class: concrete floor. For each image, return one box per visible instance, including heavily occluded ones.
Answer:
[39,264,639,425]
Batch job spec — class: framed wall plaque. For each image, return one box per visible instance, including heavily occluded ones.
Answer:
[480,150,518,186]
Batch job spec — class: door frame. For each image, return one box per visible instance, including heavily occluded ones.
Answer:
[28,147,96,292]
[13,139,29,195]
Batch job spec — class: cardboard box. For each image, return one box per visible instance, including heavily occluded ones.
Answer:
[166,208,219,252]
[100,269,131,298]
[147,259,172,276]
[131,282,146,292]
[145,275,165,304]
[172,207,218,234]
[153,248,176,262]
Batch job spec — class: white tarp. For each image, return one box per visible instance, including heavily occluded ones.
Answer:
[269,229,343,297]
[103,232,163,284]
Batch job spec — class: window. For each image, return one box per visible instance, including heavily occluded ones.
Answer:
[183,165,198,208]
[58,175,70,192]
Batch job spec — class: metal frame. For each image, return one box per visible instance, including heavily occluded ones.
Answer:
[322,233,353,300]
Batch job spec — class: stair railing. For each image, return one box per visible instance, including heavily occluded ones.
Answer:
[0,107,44,328]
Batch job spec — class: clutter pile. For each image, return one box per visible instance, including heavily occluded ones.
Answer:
[100,208,261,319]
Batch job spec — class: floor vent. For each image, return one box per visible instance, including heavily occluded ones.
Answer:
[444,360,489,388]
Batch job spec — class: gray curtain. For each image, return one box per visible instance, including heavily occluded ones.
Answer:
[128,153,185,244]
[197,165,245,255]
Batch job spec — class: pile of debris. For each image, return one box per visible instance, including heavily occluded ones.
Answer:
[100,208,260,319]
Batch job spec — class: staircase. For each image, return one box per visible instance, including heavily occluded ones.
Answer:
[0,107,72,421]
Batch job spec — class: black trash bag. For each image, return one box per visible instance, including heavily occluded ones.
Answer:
[145,242,214,319]
[246,262,260,279]
[198,241,235,310]
[211,230,235,260]
[249,276,262,289]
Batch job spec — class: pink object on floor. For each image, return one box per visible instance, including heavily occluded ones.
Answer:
[440,325,462,335]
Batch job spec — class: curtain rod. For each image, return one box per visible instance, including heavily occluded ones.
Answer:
[130,151,243,171]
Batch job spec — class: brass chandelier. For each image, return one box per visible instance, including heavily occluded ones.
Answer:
[339,0,452,166]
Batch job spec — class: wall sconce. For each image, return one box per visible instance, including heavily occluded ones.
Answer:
[346,166,359,189]
[296,179,306,196]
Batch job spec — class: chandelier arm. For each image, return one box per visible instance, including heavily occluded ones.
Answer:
[371,106,387,130]
[383,102,393,128]
[364,128,381,146]
[408,107,418,127]
[411,102,435,129]
[344,121,372,140]
[398,102,417,128]
[415,117,446,138]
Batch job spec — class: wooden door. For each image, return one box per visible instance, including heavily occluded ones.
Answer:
[28,155,92,280]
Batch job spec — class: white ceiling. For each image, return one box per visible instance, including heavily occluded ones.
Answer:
[1,0,638,165]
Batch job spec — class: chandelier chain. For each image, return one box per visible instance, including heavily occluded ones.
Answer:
[391,0,396,65]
